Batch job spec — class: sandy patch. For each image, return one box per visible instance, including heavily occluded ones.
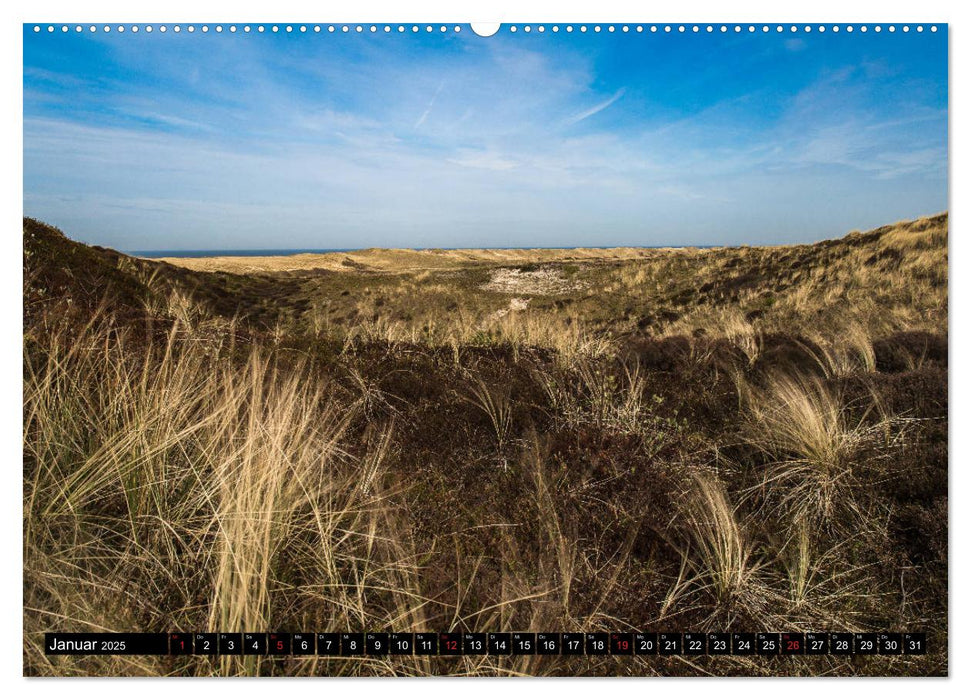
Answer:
[482,267,585,296]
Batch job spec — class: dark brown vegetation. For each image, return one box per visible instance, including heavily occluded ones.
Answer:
[23,214,947,676]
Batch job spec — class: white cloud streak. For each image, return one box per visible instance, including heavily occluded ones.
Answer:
[567,88,626,125]
[414,80,445,129]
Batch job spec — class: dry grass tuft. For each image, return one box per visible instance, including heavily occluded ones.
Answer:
[741,372,903,526]
[677,471,757,606]
[464,374,514,456]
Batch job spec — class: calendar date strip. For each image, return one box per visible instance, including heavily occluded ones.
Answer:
[45,631,927,656]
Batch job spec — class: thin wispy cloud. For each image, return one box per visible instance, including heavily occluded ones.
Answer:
[447,149,519,171]
[567,88,626,125]
[785,38,807,52]
[414,80,445,129]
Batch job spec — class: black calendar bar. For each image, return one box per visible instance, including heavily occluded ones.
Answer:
[43,631,928,656]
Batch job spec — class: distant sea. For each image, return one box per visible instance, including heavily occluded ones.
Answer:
[129,249,355,258]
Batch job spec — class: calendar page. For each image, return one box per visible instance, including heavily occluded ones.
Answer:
[22,16,947,679]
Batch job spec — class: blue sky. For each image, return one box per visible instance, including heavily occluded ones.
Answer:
[23,25,947,250]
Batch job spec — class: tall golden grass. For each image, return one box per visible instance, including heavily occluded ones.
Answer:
[23,312,438,676]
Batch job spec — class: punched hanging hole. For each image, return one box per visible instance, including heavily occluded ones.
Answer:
[470,23,501,37]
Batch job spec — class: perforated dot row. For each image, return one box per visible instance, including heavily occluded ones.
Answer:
[31,24,465,34]
[31,24,940,35]
[508,24,936,34]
